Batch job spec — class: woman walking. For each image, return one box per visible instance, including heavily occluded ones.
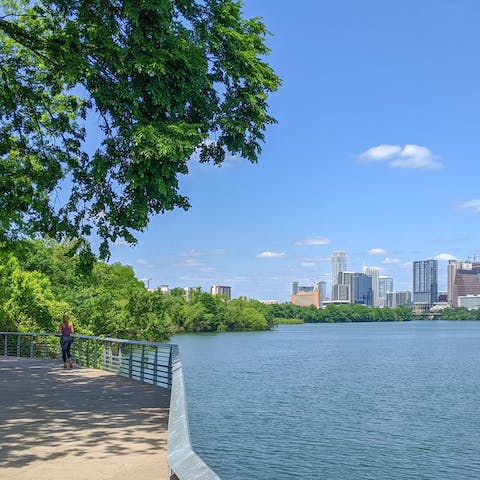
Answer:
[59,315,74,368]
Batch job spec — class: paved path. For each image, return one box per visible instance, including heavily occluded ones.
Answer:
[0,357,170,480]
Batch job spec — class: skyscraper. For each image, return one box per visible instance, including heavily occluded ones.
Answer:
[336,271,354,302]
[363,266,380,306]
[353,273,373,305]
[331,251,347,299]
[452,263,480,307]
[447,260,480,307]
[313,281,327,302]
[413,260,438,306]
[379,276,393,307]
[448,260,470,306]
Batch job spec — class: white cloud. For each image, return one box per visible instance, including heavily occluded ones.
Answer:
[303,256,330,262]
[382,257,401,264]
[295,237,331,246]
[435,253,457,261]
[174,259,206,267]
[136,259,149,265]
[223,154,242,168]
[458,199,480,213]
[301,262,316,268]
[211,249,227,255]
[359,144,443,170]
[369,248,387,256]
[182,248,227,257]
[114,238,130,246]
[179,275,214,282]
[257,251,287,259]
[360,144,401,161]
[183,249,203,257]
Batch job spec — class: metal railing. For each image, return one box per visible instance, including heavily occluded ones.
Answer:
[0,331,221,480]
[0,331,173,387]
[168,346,221,480]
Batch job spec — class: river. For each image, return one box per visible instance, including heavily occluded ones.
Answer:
[172,321,480,479]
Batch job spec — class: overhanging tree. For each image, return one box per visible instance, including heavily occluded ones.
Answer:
[0,0,280,257]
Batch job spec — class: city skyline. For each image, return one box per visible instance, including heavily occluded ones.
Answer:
[98,1,480,301]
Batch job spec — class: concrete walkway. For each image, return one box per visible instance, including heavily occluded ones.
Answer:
[0,357,170,480]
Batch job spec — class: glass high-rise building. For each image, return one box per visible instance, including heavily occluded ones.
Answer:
[413,260,438,306]
[363,266,380,306]
[379,276,393,306]
[331,251,347,299]
[353,273,373,305]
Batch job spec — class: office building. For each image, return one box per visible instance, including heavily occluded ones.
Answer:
[413,260,438,307]
[331,251,347,300]
[378,276,393,307]
[438,292,448,303]
[335,271,354,303]
[184,286,202,297]
[458,295,480,310]
[334,283,350,302]
[448,260,473,306]
[291,281,326,308]
[363,266,380,306]
[211,285,232,299]
[291,289,322,308]
[315,281,327,301]
[159,285,170,294]
[448,260,480,307]
[386,291,412,308]
[452,268,480,308]
[353,273,373,305]
[259,299,279,305]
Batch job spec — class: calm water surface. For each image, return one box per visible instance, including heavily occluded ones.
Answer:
[172,321,480,480]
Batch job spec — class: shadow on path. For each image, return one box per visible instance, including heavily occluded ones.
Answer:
[0,357,170,479]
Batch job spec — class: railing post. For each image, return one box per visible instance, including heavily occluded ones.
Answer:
[29,335,34,358]
[86,341,90,367]
[94,342,98,369]
[128,344,133,378]
[140,345,145,382]
[78,338,83,366]
[4,334,7,356]
[102,341,106,369]
[118,345,123,374]
[154,347,159,385]
[16,335,20,357]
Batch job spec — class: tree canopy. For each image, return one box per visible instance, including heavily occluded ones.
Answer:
[0,239,274,339]
[265,302,414,323]
[0,0,280,256]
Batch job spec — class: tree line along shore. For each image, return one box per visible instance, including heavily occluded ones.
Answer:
[1,240,476,343]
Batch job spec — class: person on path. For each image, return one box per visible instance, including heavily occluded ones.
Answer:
[59,315,74,369]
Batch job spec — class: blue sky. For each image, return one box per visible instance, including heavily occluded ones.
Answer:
[105,0,480,301]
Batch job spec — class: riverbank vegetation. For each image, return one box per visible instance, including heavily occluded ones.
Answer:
[0,240,273,341]
[266,302,413,323]
[437,308,480,321]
